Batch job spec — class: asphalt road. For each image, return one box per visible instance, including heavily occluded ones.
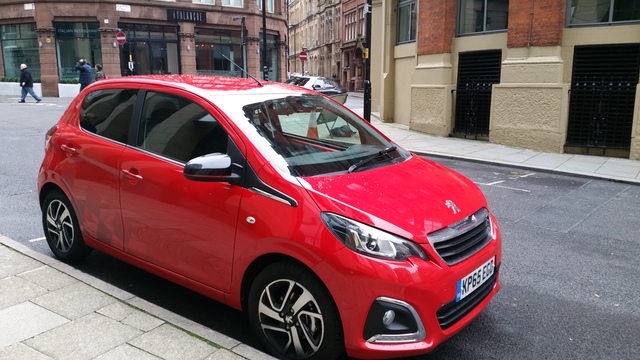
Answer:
[1,94,639,359]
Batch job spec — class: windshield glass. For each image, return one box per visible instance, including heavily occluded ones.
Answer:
[215,93,408,176]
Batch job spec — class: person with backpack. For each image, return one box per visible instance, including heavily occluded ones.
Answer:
[95,64,107,81]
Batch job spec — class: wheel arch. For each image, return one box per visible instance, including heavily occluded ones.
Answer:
[240,253,331,313]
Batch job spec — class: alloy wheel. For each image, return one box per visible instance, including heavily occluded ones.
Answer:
[45,199,75,253]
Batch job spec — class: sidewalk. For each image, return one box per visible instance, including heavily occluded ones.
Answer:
[0,235,274,360]
[347,92,640,184]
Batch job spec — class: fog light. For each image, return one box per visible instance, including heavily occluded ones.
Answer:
[382,310,395,326]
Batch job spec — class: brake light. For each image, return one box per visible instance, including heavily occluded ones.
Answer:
[45,124,58,150]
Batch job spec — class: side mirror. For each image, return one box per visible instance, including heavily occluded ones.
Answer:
[183,153,241,184]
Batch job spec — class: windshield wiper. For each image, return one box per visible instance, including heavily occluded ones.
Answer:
[348,146,397,173]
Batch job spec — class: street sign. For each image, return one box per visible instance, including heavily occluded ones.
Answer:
[116,31,127,45]
[299,51,308,62]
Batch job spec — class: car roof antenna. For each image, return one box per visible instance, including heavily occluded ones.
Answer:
[222,54,263,87]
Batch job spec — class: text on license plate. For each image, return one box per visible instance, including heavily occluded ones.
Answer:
[456,257,495,302]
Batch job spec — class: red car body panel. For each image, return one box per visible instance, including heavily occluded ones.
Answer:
[38,75,502,359]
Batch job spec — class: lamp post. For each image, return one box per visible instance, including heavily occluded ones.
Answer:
[363,0,372,122]
[233,16,247,77]
[262,0,268,81]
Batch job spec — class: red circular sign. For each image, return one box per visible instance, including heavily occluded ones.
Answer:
[299,51,308,61]
[115,31,127,45]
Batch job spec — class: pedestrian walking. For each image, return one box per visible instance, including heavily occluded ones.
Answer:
[94,64,106,81]
[76,58,93,91]
[19,64,42,103]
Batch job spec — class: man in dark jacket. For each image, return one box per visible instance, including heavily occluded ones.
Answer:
[76,58,93,91]
[19,64,42,103]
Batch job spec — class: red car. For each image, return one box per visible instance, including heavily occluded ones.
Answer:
[38,75,501,360]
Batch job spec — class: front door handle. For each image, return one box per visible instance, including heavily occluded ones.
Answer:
[121,169,143,183]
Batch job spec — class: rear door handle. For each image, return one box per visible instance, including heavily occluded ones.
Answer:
[121,169,143,183]
[60,144,77,156]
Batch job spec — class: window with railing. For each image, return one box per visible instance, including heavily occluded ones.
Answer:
[397,0,417,44]
[568,0,640,25]
[457,0,508,35]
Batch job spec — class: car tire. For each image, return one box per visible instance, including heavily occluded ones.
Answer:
[42,190,91,262]
[248,262,344,360]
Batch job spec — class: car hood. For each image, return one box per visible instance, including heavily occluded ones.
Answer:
[298,156,488,242]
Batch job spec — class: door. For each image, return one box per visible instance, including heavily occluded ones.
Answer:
[565,44,640,157]
[453,50,502,140]
[119,90,242,292]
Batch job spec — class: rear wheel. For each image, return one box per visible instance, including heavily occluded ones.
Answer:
[248,262,344,360]
[42,191,91,262]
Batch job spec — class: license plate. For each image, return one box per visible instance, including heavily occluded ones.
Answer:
[456,257,495,302]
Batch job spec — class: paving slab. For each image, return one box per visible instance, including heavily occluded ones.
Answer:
[0,302,69,348]
[128,323,217,360]
[32,282,117,320]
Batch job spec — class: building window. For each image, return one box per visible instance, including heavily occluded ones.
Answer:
[458,0,508,35]
[257,0,274,13]
[1,23,40,79]
[397,0,417,44]
[346,11,356,42]
[221,0,242,6]
[192,0,214,4]
[195,28,242,77]
[55,22,102,80]
[568,0,640,25]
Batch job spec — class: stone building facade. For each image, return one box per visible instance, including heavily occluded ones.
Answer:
[0,0,288,97]
[371,0,640,160]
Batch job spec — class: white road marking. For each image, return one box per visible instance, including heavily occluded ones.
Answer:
[29,237,46,242]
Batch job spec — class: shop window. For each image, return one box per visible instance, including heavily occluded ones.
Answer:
[568,0,640,25]
[1,23,40,79]
[458,0,509,35]
[195,28,242,77]
[397,0,417,44]
[55,22,102,80]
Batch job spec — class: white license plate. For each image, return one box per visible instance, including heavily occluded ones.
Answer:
[456,257,495,302]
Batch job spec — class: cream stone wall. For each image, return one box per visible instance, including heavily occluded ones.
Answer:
[491,84,569,152]
[392,43,416,126]
[410,85,455,136]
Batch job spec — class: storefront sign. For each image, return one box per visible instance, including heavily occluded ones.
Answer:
[55,23,100,39]
[167,9,206,23]
[116,4,131,12]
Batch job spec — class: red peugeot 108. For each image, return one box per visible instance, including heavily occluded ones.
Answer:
[38,75,501,360]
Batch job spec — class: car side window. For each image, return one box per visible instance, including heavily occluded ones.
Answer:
[80,89,138,143]
[137,91,228,163]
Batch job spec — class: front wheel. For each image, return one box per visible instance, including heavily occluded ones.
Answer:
[42,190,91,262]
[248,262,344,360]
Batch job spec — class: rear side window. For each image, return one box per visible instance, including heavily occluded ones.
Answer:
[80,89,138,143]
[137,91,228,163]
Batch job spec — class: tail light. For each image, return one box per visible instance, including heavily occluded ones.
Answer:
[45,124,58,150]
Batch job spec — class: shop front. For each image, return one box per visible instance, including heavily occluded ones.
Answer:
[55,22,102,81]
[118,24,180,76]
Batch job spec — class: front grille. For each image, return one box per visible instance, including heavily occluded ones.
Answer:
[436,265,499,330]
[428,209,492,265]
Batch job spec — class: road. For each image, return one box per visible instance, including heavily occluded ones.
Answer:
[1,94,639,359]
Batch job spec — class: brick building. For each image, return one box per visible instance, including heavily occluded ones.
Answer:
[371,0,640,160]
[0,0,288,97]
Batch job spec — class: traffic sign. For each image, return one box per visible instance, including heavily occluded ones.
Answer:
[299,51,308,62]
[116,31,127,45]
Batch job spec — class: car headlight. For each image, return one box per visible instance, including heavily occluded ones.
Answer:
[321,213,428,261]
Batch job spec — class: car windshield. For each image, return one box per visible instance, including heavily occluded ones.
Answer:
[215,93,408,177]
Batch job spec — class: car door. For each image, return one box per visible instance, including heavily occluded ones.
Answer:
[119,90,242,292]
[68,88,139,250]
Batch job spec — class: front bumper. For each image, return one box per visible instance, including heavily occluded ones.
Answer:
[312,234,501,359]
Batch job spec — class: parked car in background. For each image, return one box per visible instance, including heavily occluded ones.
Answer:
[286,75,348,103]
[38,75,501,360]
